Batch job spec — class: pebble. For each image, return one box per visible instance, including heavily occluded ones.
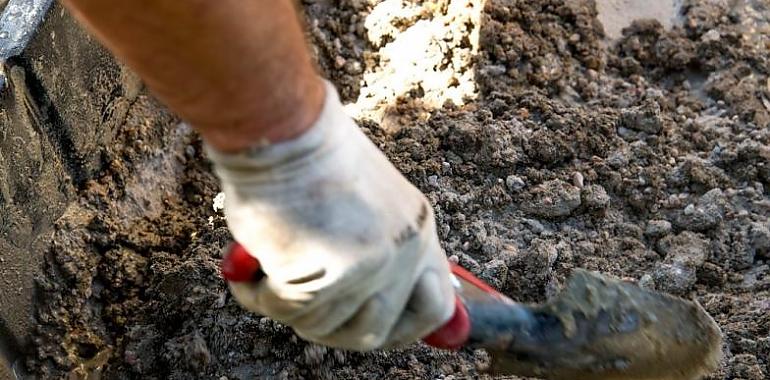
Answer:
[651,232,710,295]
[334,55,347,69]
[527,239,559,274]
[652,262,697,295]
[645,219,672,237]
[473,349,492,372]
[481,259,508,290]
[750,222,770,259]
[657,231,709,266]
[455,252,481,274]
[441,161,452,174]
[741,265,769,290]
[697,262,726,286]
[676,189,727,231]
[581,184,610,211]
[607,149,629,168]
[499,244,520,267]
[505,175,526,192]
[701,29,721,42]
[344,60,363,74]
[620,99,664,134]
[480,65,507,76]
[523,218,546,234]
[572,172,584,188]
[522,179,582,218]
[617,126,636,139]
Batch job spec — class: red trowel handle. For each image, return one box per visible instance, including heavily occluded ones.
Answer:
[221,242,504,350]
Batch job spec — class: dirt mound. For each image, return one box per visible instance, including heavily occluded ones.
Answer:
[21,0,769,379]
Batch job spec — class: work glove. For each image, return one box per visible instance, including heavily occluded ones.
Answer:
[205,80,455,351]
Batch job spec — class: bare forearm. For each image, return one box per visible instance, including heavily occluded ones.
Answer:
[62,0,324,151]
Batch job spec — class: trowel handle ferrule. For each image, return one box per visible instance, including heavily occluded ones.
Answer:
[423,263,513,349]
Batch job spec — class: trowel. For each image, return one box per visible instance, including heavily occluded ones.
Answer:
[221,243,723,380]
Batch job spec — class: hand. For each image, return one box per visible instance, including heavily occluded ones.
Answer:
[206,81,454,351]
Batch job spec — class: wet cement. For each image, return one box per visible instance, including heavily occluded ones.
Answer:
[489,270,722,380]
[0,2,145,378]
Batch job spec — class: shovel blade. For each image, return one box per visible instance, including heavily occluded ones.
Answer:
[469,270,722,380]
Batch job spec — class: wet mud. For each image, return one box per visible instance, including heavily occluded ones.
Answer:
[486,270,721,380]
[15,0,770,379]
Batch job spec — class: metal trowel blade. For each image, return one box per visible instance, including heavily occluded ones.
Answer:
[480,270,722,380]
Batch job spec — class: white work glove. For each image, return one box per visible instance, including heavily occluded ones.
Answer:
[206,80,455,351]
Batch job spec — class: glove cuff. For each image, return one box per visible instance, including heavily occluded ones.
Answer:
[204,79,345,183]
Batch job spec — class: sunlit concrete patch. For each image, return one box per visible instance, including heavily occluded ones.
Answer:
[345,0,484,126]
[596,0,682,39]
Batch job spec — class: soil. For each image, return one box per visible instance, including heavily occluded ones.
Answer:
[19,0,769,379]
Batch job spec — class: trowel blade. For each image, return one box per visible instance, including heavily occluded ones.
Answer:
[476,270,722,380]
[0,0,54,59]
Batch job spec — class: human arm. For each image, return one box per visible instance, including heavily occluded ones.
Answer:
[61,0,323,151]
[60,0,455,350]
